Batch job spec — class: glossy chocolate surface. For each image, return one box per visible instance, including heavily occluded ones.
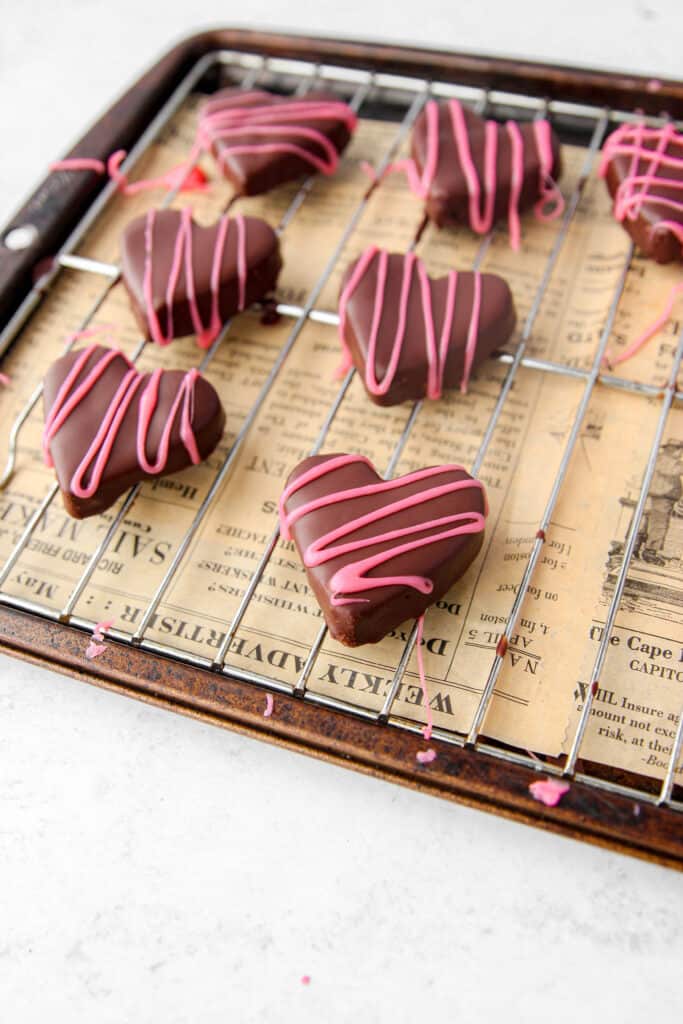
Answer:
[282,454,486,646]
[43,346,225,518]
[121,210,282,342]
[411,101,562,229]
[202,88,354,196]
[339,253,516,405]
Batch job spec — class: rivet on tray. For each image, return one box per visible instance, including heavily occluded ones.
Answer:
[4,224,39,250]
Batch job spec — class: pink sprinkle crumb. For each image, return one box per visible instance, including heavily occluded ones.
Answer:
[0,373,10,387]
[633,803,641,818]
[93,619,114,640]
[264,693,274,718]
[85,641,107,661]
[301,975,311,986]
[360,160,380,183]
[416,748,437,765]
[529,777,570,807]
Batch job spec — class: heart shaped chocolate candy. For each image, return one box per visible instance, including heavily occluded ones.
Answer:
[409,99,562,246]
[280,453,487,646]
[43,345,225,519]
[338,247,516,405]
[197,88,358,196]
[121,208,282,347]
[600,121,683,264]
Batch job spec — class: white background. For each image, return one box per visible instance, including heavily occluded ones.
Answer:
[1,2,683,1021]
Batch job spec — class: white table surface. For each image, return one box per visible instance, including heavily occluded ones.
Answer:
[1,3,683,1021]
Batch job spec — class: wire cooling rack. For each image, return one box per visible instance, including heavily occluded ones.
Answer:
[0,33,681,865]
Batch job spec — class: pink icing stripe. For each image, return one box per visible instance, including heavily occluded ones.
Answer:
[603,280,683,368]
[264,693,274,718]
[390,100,441,199]
[364,250,408,396]
[43,347,122,466]
[384,99,562,245]
[279,456,487,606]
[460,272,482,394]
[337,246,484,397]
[505,121,524,251]
[449,100,498,235]
[43,345,204,497]
[50,151,208,195]
[141,209,248,347]
[532,119,565,221]
[415,614,433,740]
[62,323,118,351]
[337,246,382,377]
[136,367,201,473]
[599,121,683,245]
[197,95,357,177]
[50,157,106,173]
[436,271,458,398]
[416,748,437,764]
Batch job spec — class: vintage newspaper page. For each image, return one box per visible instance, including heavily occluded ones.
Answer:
[0,88,681,785]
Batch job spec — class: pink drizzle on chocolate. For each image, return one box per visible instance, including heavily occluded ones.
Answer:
[142,208,248,348]
[279,455,487,605]
[337,246,485,397]
[197,92,358,177]
[599,121,683,248]
[43,345,203,499]
[392,99,563,248]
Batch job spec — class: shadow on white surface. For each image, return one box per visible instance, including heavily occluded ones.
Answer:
[1,653,681,1022]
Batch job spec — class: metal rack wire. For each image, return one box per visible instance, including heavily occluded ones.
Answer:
[1,47,682,817]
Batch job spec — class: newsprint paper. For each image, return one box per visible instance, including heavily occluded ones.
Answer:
[1,95,681,784]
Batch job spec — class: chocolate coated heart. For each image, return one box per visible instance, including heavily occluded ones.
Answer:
[43,345,225,518]
[338,247,516,405]
[600,121,683,264]
[121,208,281,347]
[280,453,487,646]
[410,99,562,245]
[198,88,357,196]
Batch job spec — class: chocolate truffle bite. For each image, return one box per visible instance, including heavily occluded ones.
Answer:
[337,247,516,405]
[280,453,488,646]
[600,121,683,264]
[121,209,282,347]
[43,345,225,519]
[197,89,357,195]
[409,99,562,246]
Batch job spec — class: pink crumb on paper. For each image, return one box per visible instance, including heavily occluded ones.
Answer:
[0,372,11,386]
[529,777,570,807]
[85,641,107,661]
[416,748,437,765]
[301,975,311,986]
[264,693,274,718]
